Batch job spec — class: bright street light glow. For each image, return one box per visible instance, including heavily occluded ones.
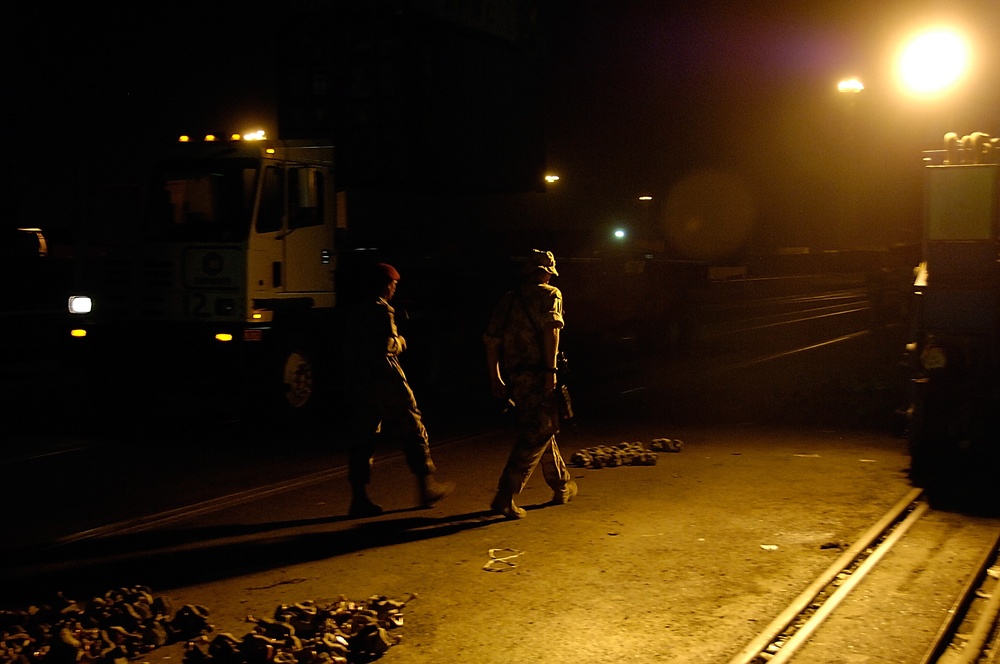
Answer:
[544,174,560,183]
[837,78,864,93]
[613,228,627,240]
[897,28,969,96]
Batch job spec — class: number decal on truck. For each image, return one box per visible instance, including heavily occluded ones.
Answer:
[183,293,210,318]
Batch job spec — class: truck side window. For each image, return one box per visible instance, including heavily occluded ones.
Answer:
[257,165,284,234]
[289,167,324,229]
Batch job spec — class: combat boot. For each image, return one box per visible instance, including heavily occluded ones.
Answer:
[490,493,527,519]
[551,480,578,505]
[348,485,384,518]
[419,475,455,508]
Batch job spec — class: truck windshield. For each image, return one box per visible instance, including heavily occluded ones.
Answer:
[145,158,259,242]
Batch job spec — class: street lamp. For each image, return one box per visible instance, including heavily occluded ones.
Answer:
[895,28,970,98]
[837,78,865,94]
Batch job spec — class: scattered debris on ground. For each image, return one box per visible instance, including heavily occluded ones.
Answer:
[483,549,525,572]
[1,587,414,664]
[185,594,414,664]
[569,439,683,469]
[0,586,212,664]
[650,438,684,453]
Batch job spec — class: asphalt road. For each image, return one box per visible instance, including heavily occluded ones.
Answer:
[2,420,935,663]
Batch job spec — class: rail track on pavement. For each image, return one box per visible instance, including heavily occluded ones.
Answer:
[727,488,1000,663]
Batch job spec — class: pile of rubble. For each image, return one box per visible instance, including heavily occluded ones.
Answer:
[185,594,414,664]
[0,586,212,664]
[1,587,414,664]
[569,438,683,469]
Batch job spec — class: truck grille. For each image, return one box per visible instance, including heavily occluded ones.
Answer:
[97,258,175,320]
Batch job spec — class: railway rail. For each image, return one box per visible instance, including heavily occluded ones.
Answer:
[727,489,1000,663]
[923,530,1000,663]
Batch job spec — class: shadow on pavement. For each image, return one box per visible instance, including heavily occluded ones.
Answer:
[0,508,509,607]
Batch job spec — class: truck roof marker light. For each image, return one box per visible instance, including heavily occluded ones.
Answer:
[252,313,263,319]
[265,148,276,154]
[215,333,234,342]
[70,329,87,338]
[179,135,191,142]
[204,134,217,142]
[231,133,242,141]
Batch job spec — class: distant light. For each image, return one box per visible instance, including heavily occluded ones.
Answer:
[638,195,653,201]
[215,333,234,342]
[837,78,864,93]
[68,295,93,314]
[243,130,267,141]
[614,228,627,240]
[897,28,969,96]
[544,174,560,184]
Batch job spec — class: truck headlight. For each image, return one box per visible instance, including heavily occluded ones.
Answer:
[68,295,93,314]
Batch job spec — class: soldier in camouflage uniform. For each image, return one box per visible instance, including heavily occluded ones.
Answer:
[344,263,455,518]
[484,250,577,519]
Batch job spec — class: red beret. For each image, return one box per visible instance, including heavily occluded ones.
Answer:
[376,263,400,281]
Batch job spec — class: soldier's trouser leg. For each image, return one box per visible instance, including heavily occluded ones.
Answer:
[497,431,553,497]
[497,376,564,498]
[381,383,436,478]
[348,400,381,490]
[380,386,455,506]
[540,436,572,492]
[348,431,378,489]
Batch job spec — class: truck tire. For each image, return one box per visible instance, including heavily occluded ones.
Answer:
[273,336,321,426]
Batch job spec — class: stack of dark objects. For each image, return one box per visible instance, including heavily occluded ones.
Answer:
[184,594,415,664]
[569,438,684,469]
[0,586,212,664]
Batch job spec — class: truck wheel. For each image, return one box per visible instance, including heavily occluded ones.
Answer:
[272,338,321,425]
[281,349,314,410]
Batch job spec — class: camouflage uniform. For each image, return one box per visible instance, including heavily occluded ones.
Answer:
[484,282,572,503]
[346,296,435,488]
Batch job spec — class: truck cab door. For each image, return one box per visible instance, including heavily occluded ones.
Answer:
[248,164,286,299]
[282,166,334,294]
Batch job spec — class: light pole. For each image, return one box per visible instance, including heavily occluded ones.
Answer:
[838,78,864,249]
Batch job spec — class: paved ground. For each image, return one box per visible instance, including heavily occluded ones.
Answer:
[3,417,927,663]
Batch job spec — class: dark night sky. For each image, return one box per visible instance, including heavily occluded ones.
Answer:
[8,0,1000,255]
[538,0,1000,253]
